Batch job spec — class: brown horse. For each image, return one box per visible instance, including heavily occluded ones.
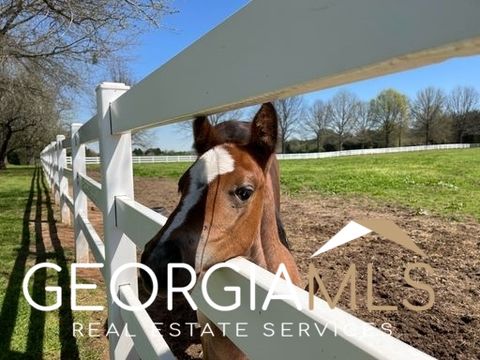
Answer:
[141,103,301,359]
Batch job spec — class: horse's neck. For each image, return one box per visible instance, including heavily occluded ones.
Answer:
[248,160,302,286]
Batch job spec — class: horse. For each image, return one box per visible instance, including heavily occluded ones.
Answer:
[141,103,301,359]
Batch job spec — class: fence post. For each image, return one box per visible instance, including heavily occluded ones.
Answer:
[45,146,49,185]
[41,149,48,187]
[50,141,57,198]
[96,82,137,359]
[50,144,54,187]
[55,137,64,205]
[71,123,89,263]
[57,135,71,225]
[45,147,49,184]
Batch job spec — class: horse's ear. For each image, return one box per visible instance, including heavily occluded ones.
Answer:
[249,102,278,167]
[193,116,217,155]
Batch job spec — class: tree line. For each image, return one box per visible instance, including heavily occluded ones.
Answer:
[132,148,192,156]
[192,86,479,154]
[278,86,480,153]
[0,1,173,169]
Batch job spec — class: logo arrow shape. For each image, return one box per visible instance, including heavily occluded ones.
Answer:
[311,219,426,258]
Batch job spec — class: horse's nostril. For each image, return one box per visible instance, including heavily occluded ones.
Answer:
[163,240,183,263]
[140,239,185,293]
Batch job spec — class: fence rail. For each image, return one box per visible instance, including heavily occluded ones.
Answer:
[39,0,480,358]
[66,143,478,165]
[191,257,435,360]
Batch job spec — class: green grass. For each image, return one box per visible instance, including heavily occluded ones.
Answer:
[133,162,191,179]
[0,166,107,359]
[131,148,480,221]
[280,148,480,220]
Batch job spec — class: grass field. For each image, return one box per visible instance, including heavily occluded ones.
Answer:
[0,166,106,359]
[132,148,480,220]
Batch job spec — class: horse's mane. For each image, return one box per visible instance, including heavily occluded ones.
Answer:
[275,211,290,250]
[212,120,251,145]
[202,120,291,251]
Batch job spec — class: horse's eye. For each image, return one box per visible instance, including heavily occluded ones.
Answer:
[234,186,254,201]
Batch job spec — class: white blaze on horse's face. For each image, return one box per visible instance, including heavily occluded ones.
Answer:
[159,145,235,245]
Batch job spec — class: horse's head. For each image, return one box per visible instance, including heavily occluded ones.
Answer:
[141,103,278,291]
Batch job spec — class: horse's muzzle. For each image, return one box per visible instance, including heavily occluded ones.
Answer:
[140,239,193,295]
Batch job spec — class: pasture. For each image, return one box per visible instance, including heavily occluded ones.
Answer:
[0,166,107,359]
[132,148,480,221]
[129,147,480,359]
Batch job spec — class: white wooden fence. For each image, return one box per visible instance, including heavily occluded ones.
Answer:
[39,0,480,358]
[66,143,478,165]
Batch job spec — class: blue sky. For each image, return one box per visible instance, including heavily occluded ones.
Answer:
[81,0,480,151]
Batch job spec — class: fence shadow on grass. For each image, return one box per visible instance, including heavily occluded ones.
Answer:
[0,167,37,357]
[0,168,80,360]
[23,164,48,357]
[40,170,80,360]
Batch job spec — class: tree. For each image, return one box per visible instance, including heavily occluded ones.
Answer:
[108,58,136,86]
[303,100,329,152]
[0,1,175,86]
[0,1,174,169]
[107,58,153,148]
[85,147,98,157]
[369,89,409,147]
[0,72,63,169]
[7,111,64,165]
[354,101,374,148]
[447,86,480,142]
[176,109,244,140]
[145,147,162,155]
[132,148,144,156]
[326,90,359,150]
[274,96,305,153]
[207,110,245,126]
[411,87,446,144]
[464,110,480,141]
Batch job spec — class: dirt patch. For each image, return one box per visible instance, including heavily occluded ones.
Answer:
[64,175,480,359]
[282,193,480,360]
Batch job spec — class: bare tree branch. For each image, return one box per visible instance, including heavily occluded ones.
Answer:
[302,100,328,152]
[274,96,304,153]
[411,87,446,144]
[326,89,359,150]
[0,0,176,88]
[175,109,244,141]
[447,86,479,142]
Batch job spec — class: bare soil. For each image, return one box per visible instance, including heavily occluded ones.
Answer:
[283,194,480,360]
[60,176,480,359]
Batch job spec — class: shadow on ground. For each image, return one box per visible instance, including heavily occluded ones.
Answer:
[0,168,80,359]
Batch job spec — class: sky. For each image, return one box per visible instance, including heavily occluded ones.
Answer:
[79,0,480,151]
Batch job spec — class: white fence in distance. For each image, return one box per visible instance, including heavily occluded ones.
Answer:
[66,143,478,165]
